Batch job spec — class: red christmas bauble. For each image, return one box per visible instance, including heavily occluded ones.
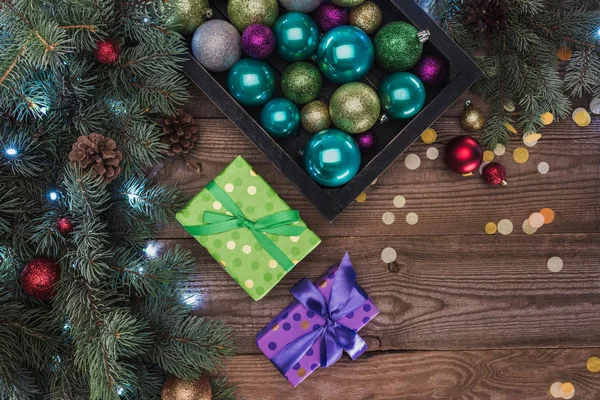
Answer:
[444,135,483,174]
[21,257,61,301]
[482,162,507,186]
[56,217,73,235]
[95,39,120,65]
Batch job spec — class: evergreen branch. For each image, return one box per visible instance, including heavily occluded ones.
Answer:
[0,40,29,86]
[57,25,97,32]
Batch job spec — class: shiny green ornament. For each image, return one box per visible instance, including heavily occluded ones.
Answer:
[281,62,322,105]
[227,59,276,107]
[273,12,320,61]
[301,100,331,134]
[227,0,279,31]
[329,82,380,134]
[331,0,365,7]
[164,0,213,35]
[378,72,426,119]
[374,22,430,71]
[260,98,300,138]
[303,129,361,187]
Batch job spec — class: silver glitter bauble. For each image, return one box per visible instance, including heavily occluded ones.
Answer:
[590,98,600,115]
[279,0,322,12]
[192,20,242,72]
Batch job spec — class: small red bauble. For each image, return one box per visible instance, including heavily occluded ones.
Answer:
[95,39,120,65]
[56,217,73,235]
[21,257,61,301]
[482,162,507,186]
[444,135,483,174]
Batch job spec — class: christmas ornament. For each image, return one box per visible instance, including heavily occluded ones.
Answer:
[164,0,213,35]
[460,101,486,131]
[56,217,73,235]
[303,129,361,187]
[332,0,365,7]
[374,22,429,71]
[355,131,376,152]
[281,62,322,105]
[227,0,278,31]
[94,39,120,65]
[279,0,321,13]
[158,109,199,156]
[227,59,276,106]
[412,54,448,88]
[378,72,426,120]
[191,20,241,72]
[315,3,348,32]
[241,24,275,59]
[349,1,382,35]
[444,135,483,174]
[330,82,380,133]
[316,26,374,84]
[461,0,507,36]
[589,98,600,115]
[260,98,300,138]
[161,375,212,400]
[273,12,319,61]
[482,162,507,186]
[21,257,60,301]
[301,100,331,134]
[69,133,123,182]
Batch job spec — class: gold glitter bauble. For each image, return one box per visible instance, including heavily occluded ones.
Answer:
[460,101,486,132]
[227,0,279,31]
[349,1,382,35]
[161,376,212,400]
[301,100,331,134]
[164,0,213,36]
[329,82,380,134]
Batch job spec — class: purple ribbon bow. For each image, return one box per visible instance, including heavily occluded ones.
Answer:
[271,253,369,374]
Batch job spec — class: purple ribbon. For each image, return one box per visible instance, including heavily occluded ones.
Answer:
[270,253,369,375]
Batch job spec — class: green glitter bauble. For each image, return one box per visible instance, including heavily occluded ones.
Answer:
[281,62,322,105]
[331,0,365,7]
[374,22,426,71]
[164,0,213,35]
[329,82,380,134]
[301,100,331,134]
[227,0,279,31]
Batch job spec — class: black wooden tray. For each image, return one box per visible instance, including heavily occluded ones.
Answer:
[183,0,483,221]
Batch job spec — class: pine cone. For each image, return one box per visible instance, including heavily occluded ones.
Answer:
[158,109,198,156]
[461,0,507,36]
[68,133,123,182]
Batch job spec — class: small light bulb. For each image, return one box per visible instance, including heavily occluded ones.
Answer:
[48,191,58,201]
[138,267,145,274]
[182,292,201,307]
[5,148,17,157]
[40,107,48,115]
[144,243,158,258]
[143,17,150,23]
[116,386,125,396]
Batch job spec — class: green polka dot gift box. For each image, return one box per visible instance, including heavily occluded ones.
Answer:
[176,156,321,300]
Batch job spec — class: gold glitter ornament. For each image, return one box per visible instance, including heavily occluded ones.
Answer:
[162,376,212,400]
[164,0,213,35]
[332,0,365,7]
[329,82,380,134]
[349,1,382,35]
[227,0,279,31]
[301,100,331,133]
[460,100,486,131]
[281,62,322,105]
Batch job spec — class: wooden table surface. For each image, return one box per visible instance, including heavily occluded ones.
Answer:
[155,85,600,399]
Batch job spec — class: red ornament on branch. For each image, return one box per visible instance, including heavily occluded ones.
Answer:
[482,162,507,186]
[444,135,483,174]
[21,257,61,301]
[56,216,73,235]
[95,39,121,65]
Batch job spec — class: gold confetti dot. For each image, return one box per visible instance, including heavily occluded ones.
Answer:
[504,122,517,134]
[547,256,563,272]
[219,260,227,267]
[522,219,537,235]
[404,153,421,170]
[319,280,327,288]
[540,208,555,224]
[247,185,257,195]
[426,147,439,160]
[513,147,529,163]
[382,212,395,225]
[540,112,554,125]
[268,259,277,269]
[249,168,258,176]
[356,192,367,203]
[224,183,234,192]
[557,45,572,61]
[560,382,574,399]
[227,240,236,250]
[587,356,600,373]
[462,172,473,177]
[573,108,591,127]
[406,212,418,225]
[290,236,299,242]
[393,195,406,208]
[523,133,542,147]
[300,321,310,330]
[242,245,252,254]
[493,143,506,156]
[272,323,279,331]
[245,279,254,289]
[485,222,497,234]
[528,212,545,229]
[497,219,513,235]
[297,368,306,377]
[483,150,495,162]
[381,247,397,263]
[212,201,222,210]
[549,382,563,398]
[421,128,437,144]
[538,162,550,174]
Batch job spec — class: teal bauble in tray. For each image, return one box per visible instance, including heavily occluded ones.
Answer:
[260,98,300,138]
[273,12,320,61]
[378,72,426,119]
[227,58,276,107]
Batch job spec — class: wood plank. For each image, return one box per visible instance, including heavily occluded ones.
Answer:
[223,349,600,399]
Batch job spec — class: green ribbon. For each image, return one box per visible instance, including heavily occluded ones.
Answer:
[182,181,307,271]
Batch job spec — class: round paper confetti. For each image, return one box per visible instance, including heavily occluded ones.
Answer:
[382,212,395,225]
[513,147,529,163]
[590,98,600,115]
[587,356,600,373]
[540,208,555,224]
[483,150,494,162]
[421,128,437,144]
[540,112,554,125]
[547,256,563,272]
[405,153,421,170]
[523,133,542,147]
[479,161,490,175]
[573,107,591,127]
[549,382,563,398]
[393,195,406,208]
[493,143,506,156]
[504,123,517,134]
[406,212,418,225]
[426,147,439,160]
[557,45,572,61]
[538,162,550,174]
[381,247,397,263]
[371,178,378,185]
[356,192,367,203]
[485,222,497,235]
[503,102,516,112]
[497,219,513,235]
[528,212,545,229]
[522,219,537,234]
[560,382,574,399]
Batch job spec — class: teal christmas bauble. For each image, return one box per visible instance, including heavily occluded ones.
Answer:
[316,26,374,84]
[303,128,361,187]
[378,72,426,119]
[260,98,300,138]
[227,58,276,106]
[273,12,320,61]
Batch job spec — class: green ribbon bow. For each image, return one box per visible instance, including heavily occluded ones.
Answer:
[182,181,307,271]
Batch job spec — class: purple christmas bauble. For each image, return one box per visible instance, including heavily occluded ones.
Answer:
[242,24,276,59]
[355,131,376,152]
[412,54,447,88]
[315,3,348,32]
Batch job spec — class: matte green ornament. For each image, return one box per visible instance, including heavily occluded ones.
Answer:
[374,22,430,71]
[273,12,320,61]
[281,62,322,105]
[260,98,300,138]
[301,100,331,134]
[227,59,276,107]
[378,72,426,119]
[227,0,279,31]
[331,0,365,7]
[164,0,213,35]
[329,82,380,134]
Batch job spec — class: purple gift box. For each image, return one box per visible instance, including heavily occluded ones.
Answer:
[256,253,378,386]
